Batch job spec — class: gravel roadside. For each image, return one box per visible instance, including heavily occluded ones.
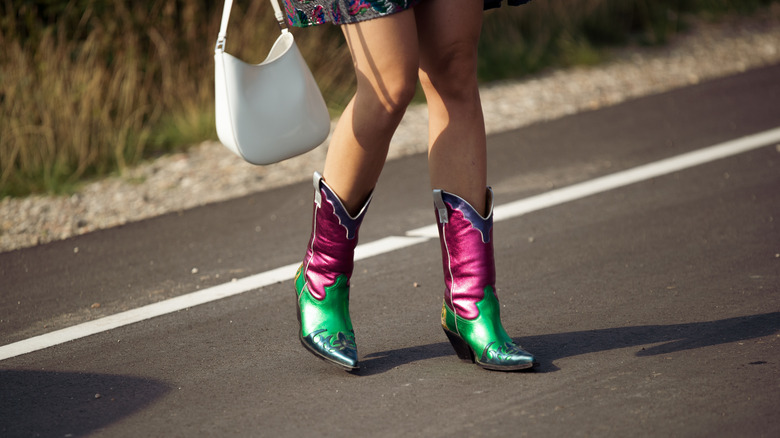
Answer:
[2,9,779,254]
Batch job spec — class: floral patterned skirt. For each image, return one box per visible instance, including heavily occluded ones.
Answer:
[283,0,532,28]
[283,0,422,27]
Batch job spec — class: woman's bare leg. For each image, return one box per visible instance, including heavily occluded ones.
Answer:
[415,1,537,371]
[415,0,487,214]
[322,10,420,215]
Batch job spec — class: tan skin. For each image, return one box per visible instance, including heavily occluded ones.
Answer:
[322,0,488,216]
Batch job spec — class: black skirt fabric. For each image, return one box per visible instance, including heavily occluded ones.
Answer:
[484,0,532,10]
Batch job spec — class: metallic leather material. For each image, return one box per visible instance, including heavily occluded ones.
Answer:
[434,189,495,320]
[441,288,536,370]
[295,172,371,370]
[434,188,537,371]
[303,172,371,301]
[295,267,358,370]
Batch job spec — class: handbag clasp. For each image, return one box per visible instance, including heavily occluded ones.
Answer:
[272,1,287,31]
[215,37,226,53]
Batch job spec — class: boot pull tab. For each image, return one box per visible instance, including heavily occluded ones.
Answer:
[313,171,323,207]
[433,189,449,224]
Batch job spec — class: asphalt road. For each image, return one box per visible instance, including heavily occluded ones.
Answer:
[2,64,779,437]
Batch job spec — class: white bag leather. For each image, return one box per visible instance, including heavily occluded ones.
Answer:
[214,0,330,165]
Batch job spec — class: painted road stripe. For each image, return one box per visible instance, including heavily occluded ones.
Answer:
[492,127,780,222]
[407,126,780,238]
[2,126,779,362]
[355,236,430,261]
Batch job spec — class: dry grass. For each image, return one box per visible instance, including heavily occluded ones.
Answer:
[0,0,774,197]
[0,0,349,197]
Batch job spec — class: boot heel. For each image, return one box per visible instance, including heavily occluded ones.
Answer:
[444,329,475,363]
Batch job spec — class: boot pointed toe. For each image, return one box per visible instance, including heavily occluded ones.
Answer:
[478,342,537,371]
[301,329,359,370]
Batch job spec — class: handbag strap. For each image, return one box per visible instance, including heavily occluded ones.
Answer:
[216,0,287,53]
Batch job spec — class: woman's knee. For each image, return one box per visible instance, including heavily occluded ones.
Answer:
[355,67,417,118]
[419,41,479,100]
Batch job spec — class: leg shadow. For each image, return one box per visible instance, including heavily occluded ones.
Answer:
[0,370,170,436]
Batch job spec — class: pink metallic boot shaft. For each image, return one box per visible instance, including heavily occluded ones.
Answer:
[303,172,371,301]
[434,188,495,320]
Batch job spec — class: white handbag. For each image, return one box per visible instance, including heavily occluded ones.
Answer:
[214,0,330,165]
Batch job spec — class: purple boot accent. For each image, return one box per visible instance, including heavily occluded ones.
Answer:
[303,172,371,301]
[433,188,496,320]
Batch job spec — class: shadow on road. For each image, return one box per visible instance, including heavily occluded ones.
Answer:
[359,312,779,375]
[0,370,170,436]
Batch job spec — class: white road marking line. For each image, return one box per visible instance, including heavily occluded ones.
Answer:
[2,127,779,362]
[407,127,780,236]
[492,127,780,222]
[354,236,430,261]
[0,262,299,362]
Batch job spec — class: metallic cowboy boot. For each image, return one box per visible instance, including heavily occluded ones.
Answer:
[294,172,371,371]
[433,188,537,371]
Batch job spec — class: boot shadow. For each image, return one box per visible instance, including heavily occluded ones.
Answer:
[357,311,780,375]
